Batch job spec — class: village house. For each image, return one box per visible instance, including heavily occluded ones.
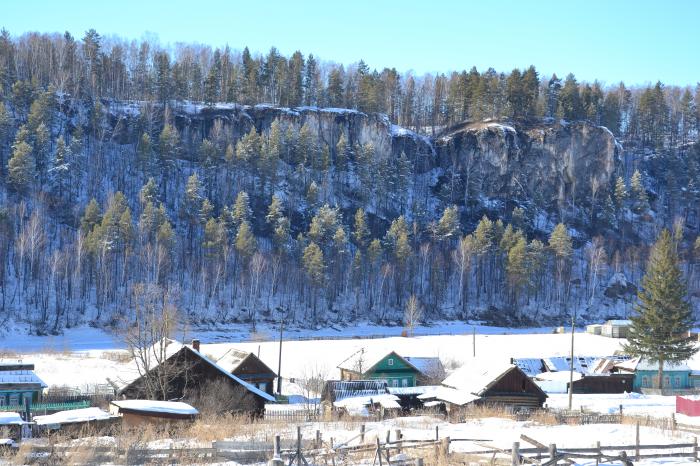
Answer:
[212,347,277,396]
[615,357,699,393]
[0,362,47,408]
[513,355,634,394]
[420,360,547,415]
[600,320,632,338]
[337,349,443,388]
[110,400,198,428]
[118,339,276,415]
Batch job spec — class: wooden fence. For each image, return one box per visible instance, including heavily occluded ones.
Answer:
[263,407,320,422]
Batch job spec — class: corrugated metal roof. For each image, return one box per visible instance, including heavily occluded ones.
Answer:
[324,380,388,402]
[0,369,47,387]
[512,358,545,377]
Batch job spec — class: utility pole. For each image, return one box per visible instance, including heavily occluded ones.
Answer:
[277,317,284,395]
[568,313,575,410]
[472,326,476,358]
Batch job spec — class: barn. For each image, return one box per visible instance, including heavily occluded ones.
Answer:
[119,340,275,415]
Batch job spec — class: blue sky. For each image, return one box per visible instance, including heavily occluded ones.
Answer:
[3,0,699,86]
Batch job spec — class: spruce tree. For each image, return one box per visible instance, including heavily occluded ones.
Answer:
[624,229,698,388]
[7,136,34,193]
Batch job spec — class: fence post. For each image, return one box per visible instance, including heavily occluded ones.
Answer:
[360,424,365,444]
[635,421,640,461]
[694,436,698,462]
[435,425,439,441]
[512,441,520,466]
[316,430,321,449]
[415,459,424,466]
[548,443,557,463]
[619,404,623,417]
[269,435,283,466]
[672,412,677,432]
[376,437,384,466]
[441,437,450,460]
[595,440,600,466]
[386,430,390,445]
[396,429,402,455]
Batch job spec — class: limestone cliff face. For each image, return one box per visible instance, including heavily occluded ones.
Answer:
[434,119,619,218]
[101,100,619,228]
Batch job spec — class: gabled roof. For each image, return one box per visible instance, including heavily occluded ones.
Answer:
[404,357,444,376]
[418,386,480,406]
[214,348,276,377]
[616,357,691,372]
[119,340,276,403]
[543,356,599,374]
[0,368,47,388]
[512,358,546,377]
[111,400,198,416]
[442,360,547,399]
[337,349,421,376]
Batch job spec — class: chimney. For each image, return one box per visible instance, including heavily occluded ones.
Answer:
[192,339,200,352]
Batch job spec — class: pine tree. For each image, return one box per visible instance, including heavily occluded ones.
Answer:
[235,220,256,261]
[624,229,698,387]
[506,236,528,309]
[630,169,649,214]
[81,198,102,233]
[549,223,573,314]
[7,133,34,193]
[434,205,460,241]
[49,135,70,202]
[139,178,159,208]
[614,176,628,208]
[232,191,252,227]
[352,208,370,250]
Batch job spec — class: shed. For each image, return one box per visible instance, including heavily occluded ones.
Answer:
[0,412,29,442]
[34,407,118,437]
[110,400,197,428]
[601,320,632,338]
[586,324,602,335]
[0,362,47,407]
[119,340,276,415]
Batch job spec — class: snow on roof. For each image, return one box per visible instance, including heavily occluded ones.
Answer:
[333,393,401,410]
[615,357,691,372]
[325,380,388,402]
[34,408,114,426]
[388,385,440,396]
[111,400,198,416]
[605,320,632,326]
[184,346,276,403]
[337,349,404,374]
[418,386,480,406]
[0,369,47,387]
[442,360,517,396]
[213,348,252,372]
[0,412,26,425]
[543,356,599,374]
[534,371,583,382]
[512,358,545,377]
[404,357,443,376]
[121,340,276,403]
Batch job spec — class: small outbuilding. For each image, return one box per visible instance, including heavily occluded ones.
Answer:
[601,320,632,338]
[110,400,197,428]
[0,412,29,443]
[33,407,119,437]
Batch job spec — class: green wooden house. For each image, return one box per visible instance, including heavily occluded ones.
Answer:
[0,362,46,408]
[337,349,441,388]
[617,358,693,391]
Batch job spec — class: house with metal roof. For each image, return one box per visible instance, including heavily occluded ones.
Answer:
[0,362,47,408]
[119,340,276,416]
[337,349,442,388]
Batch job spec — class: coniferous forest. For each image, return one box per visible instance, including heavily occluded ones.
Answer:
[1,29,700,334]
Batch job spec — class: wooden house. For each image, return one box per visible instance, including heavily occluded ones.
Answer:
[421,361,547,413]
[118,340,276,415]
[337,349,441,388]
[320,380,401,416]
[212,347,277,396]
[0,362,46,408]
[110,400,197,428]
[616,357,695,392]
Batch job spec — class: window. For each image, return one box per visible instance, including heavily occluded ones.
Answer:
[388,359,394,366]
[22,393,32,405]
[392,379,399,387]
[664,376,671,388]
[402,379,408,387]
[675,376,682,388]
[641,376,649,388]
[8,394,18,407]
[0,396,5,407]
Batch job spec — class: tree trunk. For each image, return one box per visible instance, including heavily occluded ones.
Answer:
[657,359,665,389]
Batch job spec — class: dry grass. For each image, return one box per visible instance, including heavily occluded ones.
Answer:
[100,350,132,363]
